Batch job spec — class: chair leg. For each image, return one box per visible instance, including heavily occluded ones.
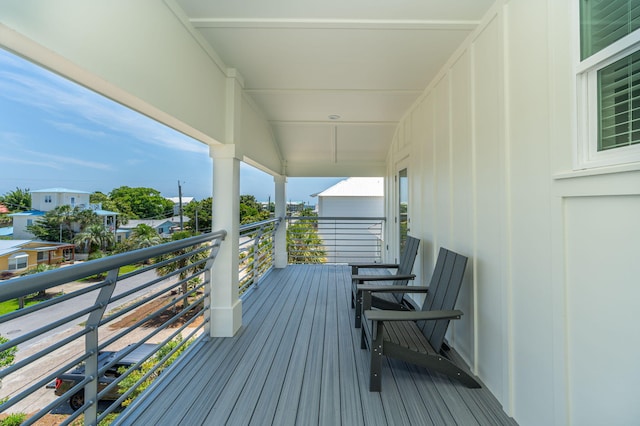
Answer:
[354,292,362,328]
[369,321,384,392]
[413,354,482,389]
[361,324,368,349]
[369,341,382,392]
[432,356,481,389]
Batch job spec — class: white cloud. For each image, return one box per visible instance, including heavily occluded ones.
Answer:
[46,120,107,139]
[0,50,208,155]
[0,154,65,170]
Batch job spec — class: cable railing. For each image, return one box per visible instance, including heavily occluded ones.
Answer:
[238,217,281,294]
[286,216,385,264]
[0,216,383,424]
[0,231,226,426]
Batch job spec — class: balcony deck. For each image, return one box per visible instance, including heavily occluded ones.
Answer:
[116,264,516,426]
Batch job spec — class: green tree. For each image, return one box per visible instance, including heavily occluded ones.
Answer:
[74,223,115,254]
[27,205,76,242]
[108,186,174,219]
[239,195,269,224]
[286,209,326,264]
[155,231,209,307]
[0,187,31,212]
[129,224,163,249]
[91,191,130,229]
[183,198,212,234]
[74,208,102,230]
[113,223,162,256]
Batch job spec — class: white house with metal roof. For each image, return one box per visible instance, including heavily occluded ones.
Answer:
[313,177,385,263]
[314,177,384,217]
[10,188,119,239]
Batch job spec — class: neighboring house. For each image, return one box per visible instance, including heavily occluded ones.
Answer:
[166,196,194,216]
[313,177,384,263]
[0,227,13,238]
[10,210,46,240]
[31,187,91,211]
[9,188,119,240]
[314,177,383,217]
[286,201,307,213]
[0,240,75,274]
[118,217,189,239]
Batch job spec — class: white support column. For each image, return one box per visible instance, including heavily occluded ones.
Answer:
[274,175,288,268]
[209,144,242,336]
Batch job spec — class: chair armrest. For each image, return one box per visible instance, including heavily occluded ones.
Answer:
[358,285,428,293]
[352,274,415,283]
[350,263,399,269]
[364,309,463,322]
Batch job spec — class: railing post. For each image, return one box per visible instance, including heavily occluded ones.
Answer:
[84,267,119,425]
[252,224,264,287]
[274,175,288,268]
[210,144,242,337]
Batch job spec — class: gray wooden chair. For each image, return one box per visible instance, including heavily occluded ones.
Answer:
[350,235,420,328]
[360,247,480,391]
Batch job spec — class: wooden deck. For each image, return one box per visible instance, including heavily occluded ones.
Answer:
[116,264,516,426]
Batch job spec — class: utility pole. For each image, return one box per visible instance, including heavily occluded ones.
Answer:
[178,180,184,231]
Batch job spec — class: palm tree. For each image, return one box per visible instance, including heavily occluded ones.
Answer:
[129,224,162,249]
[74,224,115,255]
[75,209,101,230]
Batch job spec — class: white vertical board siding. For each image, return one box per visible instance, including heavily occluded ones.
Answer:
[505,1,555,424]
[319,197,383,217]
[565,195,640,426]
[450,50,475,365]
[471,15,507,404]
[434,75,453,250]
[419,94,437,270]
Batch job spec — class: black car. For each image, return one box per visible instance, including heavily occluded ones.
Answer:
[54,343,157,410]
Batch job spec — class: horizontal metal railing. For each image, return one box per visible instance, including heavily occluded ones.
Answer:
[286,216,385,264]
[239,217,281,294]
[0,231,226,426]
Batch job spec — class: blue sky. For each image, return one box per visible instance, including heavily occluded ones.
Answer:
[0,48,342,205]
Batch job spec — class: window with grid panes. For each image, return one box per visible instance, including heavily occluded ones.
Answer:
[578,0,640,167]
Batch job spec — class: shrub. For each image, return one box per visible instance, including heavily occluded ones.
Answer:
[0,271,14,281]
[118,336,192,407]
[0,412,27,426]
[0,335,17,368]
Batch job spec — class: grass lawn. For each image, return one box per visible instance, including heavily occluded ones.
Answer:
[0,295,45,316]
[0,264,143,315]
[79,263,143,282]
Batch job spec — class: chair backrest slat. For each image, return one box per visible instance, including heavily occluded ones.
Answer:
[417,248,468,352]
[391,236,420,303]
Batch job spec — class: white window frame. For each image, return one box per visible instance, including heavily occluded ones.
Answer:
[575,12,640,169]
[8,253,29,270]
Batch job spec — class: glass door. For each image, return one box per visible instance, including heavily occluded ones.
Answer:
[398,168,408,255]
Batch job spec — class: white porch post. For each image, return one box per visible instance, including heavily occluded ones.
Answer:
[209,144,242,337]
[274,175,287,268]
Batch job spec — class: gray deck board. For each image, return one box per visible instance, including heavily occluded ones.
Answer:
[117,264,517,426]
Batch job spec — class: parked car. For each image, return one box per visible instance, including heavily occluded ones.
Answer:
[54,343,157,410]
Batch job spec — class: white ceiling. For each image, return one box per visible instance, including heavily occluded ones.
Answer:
[174,0,494,176]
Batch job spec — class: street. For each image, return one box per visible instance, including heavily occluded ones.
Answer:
[0,269,180,415]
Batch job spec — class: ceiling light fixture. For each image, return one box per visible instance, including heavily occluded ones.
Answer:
[328,114,340,120]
